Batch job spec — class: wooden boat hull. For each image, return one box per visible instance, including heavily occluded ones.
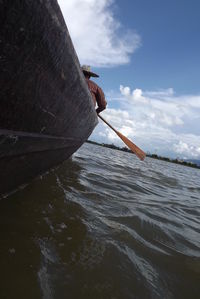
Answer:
[0,0,98,197]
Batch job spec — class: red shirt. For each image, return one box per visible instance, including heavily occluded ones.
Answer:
[86,78,107,113]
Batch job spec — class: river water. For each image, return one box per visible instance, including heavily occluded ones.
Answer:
[0,143,200,299]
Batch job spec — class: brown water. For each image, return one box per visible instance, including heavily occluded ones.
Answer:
[0,143,200,299]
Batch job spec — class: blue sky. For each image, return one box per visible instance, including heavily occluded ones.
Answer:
[58,0,200,160]
[100,0,200,94]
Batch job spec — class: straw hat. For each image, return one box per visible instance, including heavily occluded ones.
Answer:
[81,65,99,78]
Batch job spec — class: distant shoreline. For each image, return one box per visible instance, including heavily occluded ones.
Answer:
[86,140,200,169]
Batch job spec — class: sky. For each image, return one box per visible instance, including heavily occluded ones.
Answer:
[58,0,200,160]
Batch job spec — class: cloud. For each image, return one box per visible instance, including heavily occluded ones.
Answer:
[119,85,200,127]
[91,88,200,159]
[120,86,149,104]
[58,0,141,67]
[174,141,200,158]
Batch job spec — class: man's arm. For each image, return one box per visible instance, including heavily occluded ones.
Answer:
[96,86,107,114]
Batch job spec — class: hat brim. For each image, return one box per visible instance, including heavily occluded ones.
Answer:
[83,70,99,78]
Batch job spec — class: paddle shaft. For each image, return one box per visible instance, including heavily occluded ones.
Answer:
[98,114,118,133]
[98,114,146,161]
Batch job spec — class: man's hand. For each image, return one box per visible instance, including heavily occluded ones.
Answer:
[96,107,105,114]
[96,108,100,114]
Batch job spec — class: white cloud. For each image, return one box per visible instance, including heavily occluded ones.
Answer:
[91,88,200,159]
[58,0,141,67]
[119,85,200,128]
[174,141,200,158]
[143,88,174,97]
[120,86,149,104]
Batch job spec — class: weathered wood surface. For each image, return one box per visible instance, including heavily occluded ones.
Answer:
[0,0,98,197]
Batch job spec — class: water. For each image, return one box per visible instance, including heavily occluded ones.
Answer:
[0,143,200,299]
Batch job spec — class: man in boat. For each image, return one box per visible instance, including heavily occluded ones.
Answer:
[82,65,107,114]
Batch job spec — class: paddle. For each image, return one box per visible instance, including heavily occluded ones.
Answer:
[98,114,146,161]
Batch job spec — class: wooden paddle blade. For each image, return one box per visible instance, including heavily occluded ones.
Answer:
[116,131,146,161]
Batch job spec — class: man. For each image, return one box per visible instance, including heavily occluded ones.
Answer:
[82,65,107,114]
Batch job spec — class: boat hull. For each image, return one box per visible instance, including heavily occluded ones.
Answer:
[0,0,98,197]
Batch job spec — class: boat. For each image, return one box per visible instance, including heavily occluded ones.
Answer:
[0,0,98,197]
